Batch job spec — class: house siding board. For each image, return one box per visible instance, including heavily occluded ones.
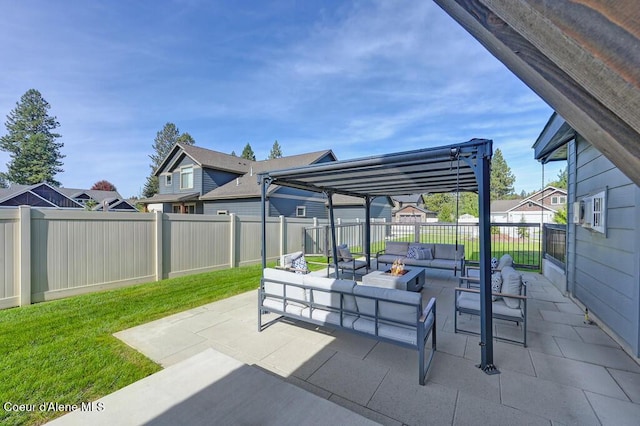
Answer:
[570,136,640,355]
[203,199,262,217]
[202,169,239,194]
[269,197,326,219]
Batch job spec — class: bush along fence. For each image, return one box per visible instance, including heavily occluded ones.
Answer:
[0,206,315,310]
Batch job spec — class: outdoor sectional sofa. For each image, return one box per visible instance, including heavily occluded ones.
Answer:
[376,241,465,275]
[258,267,437,385]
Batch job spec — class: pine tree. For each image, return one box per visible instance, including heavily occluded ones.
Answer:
[0,89,64,186]
[241,143,256,161]
[490,148,515,200]
[143,123,195,197]
[268,140,283,159]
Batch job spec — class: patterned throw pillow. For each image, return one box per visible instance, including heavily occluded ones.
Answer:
[407,246,420,259]
[291,254,308,274]
[421,248,434,260]
[491,257,499,270]
[491,272,503,301]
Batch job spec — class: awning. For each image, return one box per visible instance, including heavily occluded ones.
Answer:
[259,138,490,198]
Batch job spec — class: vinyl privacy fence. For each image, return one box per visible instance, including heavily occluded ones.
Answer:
[0,207,315,310]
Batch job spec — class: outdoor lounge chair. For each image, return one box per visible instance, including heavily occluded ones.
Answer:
[329,244,368,279]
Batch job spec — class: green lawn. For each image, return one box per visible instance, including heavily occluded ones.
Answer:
[0,265,265,426]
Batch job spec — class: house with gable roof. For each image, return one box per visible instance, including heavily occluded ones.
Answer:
[141,143,393,220]
[490,186,567,224]
[0,183,137,211]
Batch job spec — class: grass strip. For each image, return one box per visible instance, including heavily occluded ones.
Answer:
[0,264,264,425]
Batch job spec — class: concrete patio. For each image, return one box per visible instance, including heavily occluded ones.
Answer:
[55,269,640,425]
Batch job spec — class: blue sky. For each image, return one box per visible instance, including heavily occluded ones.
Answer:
[0,1,564,198]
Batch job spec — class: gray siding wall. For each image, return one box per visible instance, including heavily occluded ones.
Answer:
[568,136,640,356]
[203,199,262,216]
[334,199,392,222]
[159,156,203,195]
[202,168,239,194]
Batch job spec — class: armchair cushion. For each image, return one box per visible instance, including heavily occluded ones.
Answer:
[500,266,523,308]
[338,246,353,261]
[497,254,514,270]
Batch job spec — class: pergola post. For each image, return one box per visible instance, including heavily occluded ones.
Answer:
[477,142,498,373]
[326,191,340,278]
[260,175,270,269]
[365,196,372,269]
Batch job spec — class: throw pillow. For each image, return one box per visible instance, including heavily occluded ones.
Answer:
[500,266,522,308]
[338,247,353,261]
[491,272,503,301]
[420,248,434,260]
[291,254,308,274]
[491,257,499,270]
[497,254,513,270]
[336,244,348,261]
[406,246,419,259]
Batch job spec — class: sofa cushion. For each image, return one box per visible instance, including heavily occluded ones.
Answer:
[303,275,357,312]
[262,298,306,316]
[262,268,307,306]
[403,258,432,268]
[385,241,409,256]
[491,272,503,301]
[353,285,421,324]
[500,266,522,309]
[457,292,522,318]
[302,307,358,328]
[377,254,405,265]
[434,244,464,260]
[497,254,513,270]
[429,259,458,270]
[352,318,418,345]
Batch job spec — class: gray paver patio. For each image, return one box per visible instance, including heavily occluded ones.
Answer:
[54,268,640,425]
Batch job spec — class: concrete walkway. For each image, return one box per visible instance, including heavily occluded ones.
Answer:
[56,270,640,425]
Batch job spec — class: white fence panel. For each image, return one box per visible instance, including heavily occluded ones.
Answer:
[0,209,19,308]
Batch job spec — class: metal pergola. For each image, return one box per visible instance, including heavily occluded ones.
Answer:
[258,138,498,374]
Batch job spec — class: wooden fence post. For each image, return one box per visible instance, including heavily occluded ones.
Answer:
[19,205,31,306]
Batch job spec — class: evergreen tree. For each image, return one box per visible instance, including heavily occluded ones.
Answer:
[0,89,64,186]
[231,150,237,156]
[143,123,195,197]
[268,140,283,159]
[490,148,515,200]
[548,166,568,189]
[241,143,256,161]
[0,173,7,189]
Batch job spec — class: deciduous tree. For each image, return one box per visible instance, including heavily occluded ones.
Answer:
[0,89,64,186]
[91,180,117,191]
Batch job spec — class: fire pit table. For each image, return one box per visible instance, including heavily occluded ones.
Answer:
[361,267,425,292]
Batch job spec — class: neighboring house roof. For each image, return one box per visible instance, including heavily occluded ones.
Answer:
[155,143,252,176]
[140,192,200,204]
[394,205,435,215]
[0,183,84,209]
[490,200,521,213]
[0,183,138,212]
[392,194,425,204]
[200,150,336,200]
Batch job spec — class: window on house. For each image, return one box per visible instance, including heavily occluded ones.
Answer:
[296,206,306,217]
[180,166,193,189]
[172,203,195,214]
[165,175,172,186]
[551,196,558,204]
[560,196,566,204]
[591,190,606,234]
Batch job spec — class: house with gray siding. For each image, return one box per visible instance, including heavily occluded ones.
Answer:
[533,112,640,359]
[143,143,390,221]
